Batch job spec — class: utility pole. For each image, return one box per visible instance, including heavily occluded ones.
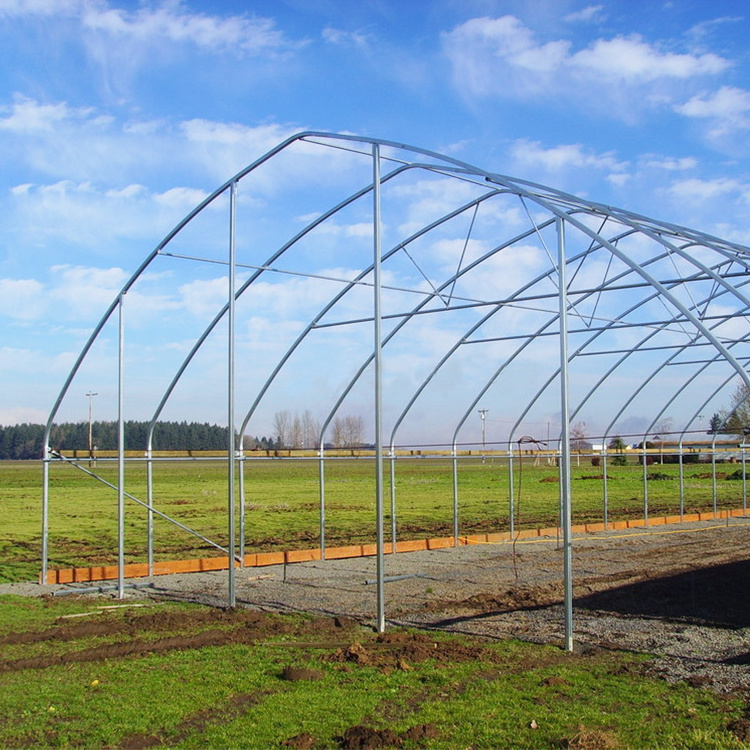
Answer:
[86,391,98,460]
[478,409,488,459]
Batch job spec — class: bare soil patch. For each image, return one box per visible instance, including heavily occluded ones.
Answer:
[0,608,355,673]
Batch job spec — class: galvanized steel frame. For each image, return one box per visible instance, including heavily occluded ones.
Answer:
[42,132,750,649]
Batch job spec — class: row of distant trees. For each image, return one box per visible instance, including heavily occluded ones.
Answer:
[271,410,365,449]
[0,421,266,460]
[0,412,368,460]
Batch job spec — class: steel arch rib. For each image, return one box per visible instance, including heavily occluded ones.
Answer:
[479,249,680,446]
[452,228,749,448]
[564,263,748,437]
[146,161,423,448]
[446,231,673,446]
[238,187,510,441]
[523,200,750,397]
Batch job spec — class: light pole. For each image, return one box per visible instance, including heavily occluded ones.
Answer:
[86,391,98,460]
[478,409,488,459]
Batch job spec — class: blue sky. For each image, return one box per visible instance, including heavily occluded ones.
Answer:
[2,0,750,443]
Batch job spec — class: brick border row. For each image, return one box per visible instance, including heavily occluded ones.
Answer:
[42,508,747,585]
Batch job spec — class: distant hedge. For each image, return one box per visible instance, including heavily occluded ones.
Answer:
[0,422,277,460]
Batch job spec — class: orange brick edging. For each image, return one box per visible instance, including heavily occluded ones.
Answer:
[41,509,749,585]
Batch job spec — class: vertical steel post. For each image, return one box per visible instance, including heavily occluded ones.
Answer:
[373,144,385,633]
[601,449,609,529]
[86,391,97,459]
[557,217,574,652]
[238,448,245,566]
[389,446,397,553]
[319,445,326,560]
[742,443,747,515]
[42,450,49,584]
[227,180,237,607]
[678,439,685,520]
[146,441,154,575]
[508,449,515,536]
[117,293,125,599]
[451,444,459,546]
[711,433,718,515]
[641,442,649,525]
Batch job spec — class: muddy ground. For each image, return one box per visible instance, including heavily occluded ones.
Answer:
[5,517,750,693]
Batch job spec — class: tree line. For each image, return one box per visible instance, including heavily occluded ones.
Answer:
[271,410,365,449]
[0,421,279,460]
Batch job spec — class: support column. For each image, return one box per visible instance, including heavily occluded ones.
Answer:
[373,144,385,633]
[389,446,397,552]
[117,293,125,600]
[42,447,50,584]
[557,217,573,652]
[451,444,459,546]
[319,444,327,560]
[227,180,237,607]
[146,441,154,576]
[239,448,245,566]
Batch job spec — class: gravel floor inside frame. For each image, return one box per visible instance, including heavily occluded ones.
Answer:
[6,517,750,693]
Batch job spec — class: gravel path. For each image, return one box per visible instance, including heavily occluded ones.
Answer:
[4,518,750,692]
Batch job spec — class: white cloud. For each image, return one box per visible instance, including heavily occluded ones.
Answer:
[178,119,309,184]
[8,179,202,249]
[510,139,628,174]
[571,36,726,82]
[687,16,743,43]
[0,97,163,181]
[669,177,744,201]
[0,278,45,320]
[180,119,292,148]
[443,16,568,96]
[0,0,84,16]
[49,264,130,316]
[0,96,310,191]
[0,94,94,132]
[675,86,750,148]
[640,155,698,171]
[607,173,630,187]
[309,221,372,238]
[322,26,370,49]
[677,86,750,121]
[153,186,208,209]
[391,176,490,236]
[0,403,48,425]
[442,16,730,118]
[564,5,605,24]
[1,0,296,56]
[178,277,227,317]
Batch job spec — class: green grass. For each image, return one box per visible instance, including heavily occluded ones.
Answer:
[2,456,747,582]
[0,594,746,748]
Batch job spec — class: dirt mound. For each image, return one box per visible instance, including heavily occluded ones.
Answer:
[284,733,317,749]
[280,665,325,681]
[422,583,562,616]
[326,631,489,672]
[338,723,439,749]
[564,727,619,749]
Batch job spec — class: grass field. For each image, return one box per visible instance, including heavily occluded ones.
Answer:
[0,594,747,749]
[1,453,747,583]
